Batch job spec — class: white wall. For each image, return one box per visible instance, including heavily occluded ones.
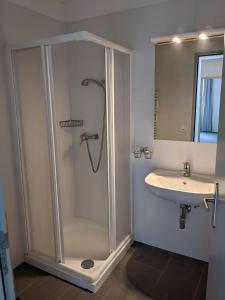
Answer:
[66,0,225,261]
[0,0,65,267]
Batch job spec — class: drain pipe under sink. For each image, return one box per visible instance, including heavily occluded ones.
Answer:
[179,204,191,229]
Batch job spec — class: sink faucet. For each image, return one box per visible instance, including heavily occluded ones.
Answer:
[183,162,191,177]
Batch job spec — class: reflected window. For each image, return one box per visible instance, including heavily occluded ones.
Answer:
[194,54,223,143]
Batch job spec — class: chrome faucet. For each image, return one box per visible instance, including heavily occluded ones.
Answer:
[80,133,99,146]
[183,162,191,177]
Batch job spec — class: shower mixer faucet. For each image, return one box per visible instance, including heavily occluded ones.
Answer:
[80,133,99,146]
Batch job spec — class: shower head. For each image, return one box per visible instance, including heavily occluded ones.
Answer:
[81,78,105,90]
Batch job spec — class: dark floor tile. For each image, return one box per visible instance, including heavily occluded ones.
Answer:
[133,243,172,270]
[151,254,204,300]
[13,243,208,300]
[126,259,162,296]
[91,270,152,300]
[14,263,48,295]
[171,253,208,271]
[59,286,85,300]
[194,269,208,300]
[18,275,71,300]
[62,273,132,300]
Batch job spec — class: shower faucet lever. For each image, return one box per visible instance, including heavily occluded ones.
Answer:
[80,133,99,146]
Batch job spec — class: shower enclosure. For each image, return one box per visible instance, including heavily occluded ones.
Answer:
[8,31,133,292]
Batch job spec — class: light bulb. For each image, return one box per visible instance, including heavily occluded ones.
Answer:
[172,36,181,44]
[199,33,208,40]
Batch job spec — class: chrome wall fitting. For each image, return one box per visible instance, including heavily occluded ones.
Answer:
[80,133,99,146]
[133,147,152,159]
[133,148,142,158]
[142,147,152,159]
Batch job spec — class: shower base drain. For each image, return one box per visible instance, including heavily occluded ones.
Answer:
[81,259,95,269]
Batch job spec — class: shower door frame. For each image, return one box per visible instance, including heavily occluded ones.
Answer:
[7,31,134,291]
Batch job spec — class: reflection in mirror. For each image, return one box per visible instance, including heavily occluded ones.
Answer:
[194,55,223,143]
[154,35,224,143]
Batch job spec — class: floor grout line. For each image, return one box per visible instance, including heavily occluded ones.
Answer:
[16,275,46,296]
[56,285,76,300]
[14,267,49,297]
[192,269,204,300]
[152,252,174,288]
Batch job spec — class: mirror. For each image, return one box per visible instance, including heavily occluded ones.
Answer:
[154,35,224,143]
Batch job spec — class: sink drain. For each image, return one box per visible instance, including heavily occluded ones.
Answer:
[81,259,94,269]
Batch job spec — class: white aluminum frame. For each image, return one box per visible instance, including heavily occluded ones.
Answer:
[7,47,33,256]
[105,48,117,252]
[10,31,132,54]
[7,31,133,292]
[41,46,64,263]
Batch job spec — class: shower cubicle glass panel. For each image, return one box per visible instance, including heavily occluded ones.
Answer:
[9,32,132,291]
[114,50,131,246]
[51,41,110,263]
[13,47,56,259]
[10,32,132,291]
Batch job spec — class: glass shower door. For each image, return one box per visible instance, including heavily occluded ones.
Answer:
[13,47,56,259]
[51,41,110,266]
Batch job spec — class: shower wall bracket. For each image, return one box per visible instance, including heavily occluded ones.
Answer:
[59,120,84,128]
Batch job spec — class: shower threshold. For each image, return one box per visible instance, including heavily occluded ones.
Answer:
[24,234,133,292]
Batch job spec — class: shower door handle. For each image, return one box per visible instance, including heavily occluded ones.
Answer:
[203,183,219,228]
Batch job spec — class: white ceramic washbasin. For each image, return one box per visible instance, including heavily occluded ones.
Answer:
[145,169,215,205]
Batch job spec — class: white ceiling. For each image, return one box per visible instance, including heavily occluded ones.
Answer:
[7,0,65,21]
[7,0,168,23]
[64,0,168,22]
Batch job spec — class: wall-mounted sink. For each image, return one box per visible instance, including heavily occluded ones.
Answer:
[145,169,215,205]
